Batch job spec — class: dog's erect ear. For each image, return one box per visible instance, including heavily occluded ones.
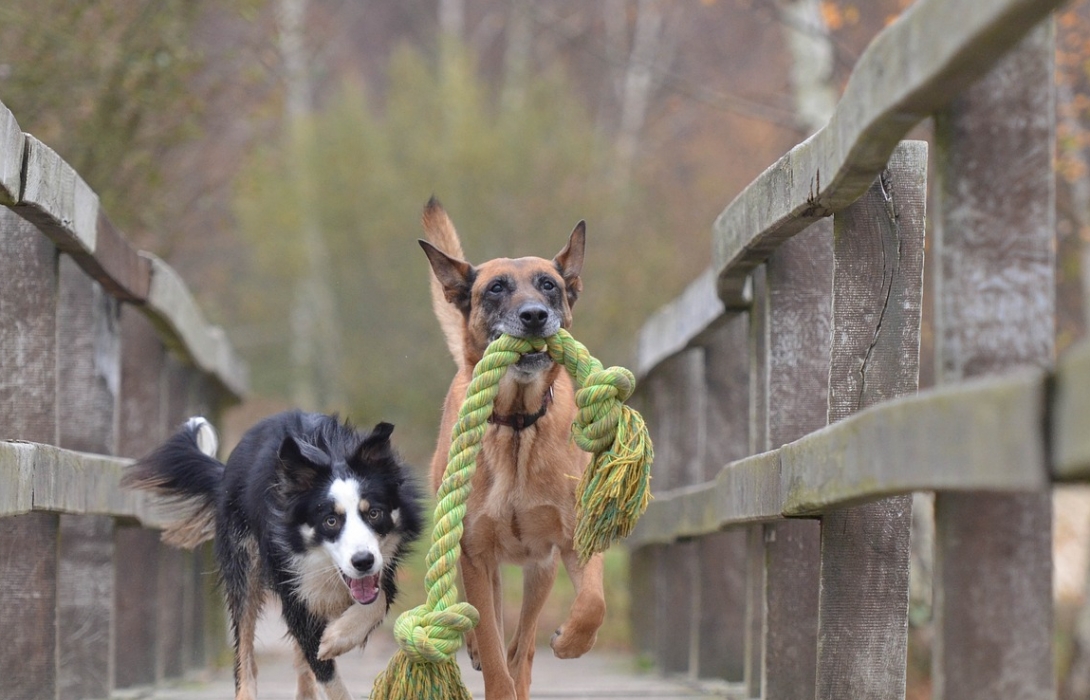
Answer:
[277,436,330,492]
[354,422,396,465]
[553,221,585,306]
[420,240,475,313]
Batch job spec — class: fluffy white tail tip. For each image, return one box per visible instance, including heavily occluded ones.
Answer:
[185,417,219,457]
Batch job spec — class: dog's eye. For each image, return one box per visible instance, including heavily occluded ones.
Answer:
[488,281,505,294]
[324,515,339,529]
[540,279,556,291]
[366,508,383,522]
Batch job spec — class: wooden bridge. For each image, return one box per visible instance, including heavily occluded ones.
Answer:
[0,0,1084,698]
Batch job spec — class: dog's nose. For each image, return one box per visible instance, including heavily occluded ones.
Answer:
[351,552,375,573]
[519,304,550,332]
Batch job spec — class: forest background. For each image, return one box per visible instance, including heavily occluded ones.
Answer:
[3,1,1090,695]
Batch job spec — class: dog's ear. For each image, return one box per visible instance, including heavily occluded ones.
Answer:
[354,422,396,464]
[553,221,585,306]
[277,436,330,492]
[420,240,475,313]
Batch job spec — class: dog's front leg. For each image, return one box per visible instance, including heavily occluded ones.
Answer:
[462,554,518,699]
[318,592,387,660]
[550,550,606,659]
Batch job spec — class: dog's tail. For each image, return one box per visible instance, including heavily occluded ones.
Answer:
[422,197,469,370]
[123,417,223,549]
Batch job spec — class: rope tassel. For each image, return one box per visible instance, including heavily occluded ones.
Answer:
[371,330,653,699]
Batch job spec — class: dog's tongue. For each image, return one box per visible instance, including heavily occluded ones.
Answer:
[347,574,380,605]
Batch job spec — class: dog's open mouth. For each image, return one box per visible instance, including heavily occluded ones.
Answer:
[516,351,550,369]
[343,573,380,605]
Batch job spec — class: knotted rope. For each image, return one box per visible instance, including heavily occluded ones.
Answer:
[371,329,653,699]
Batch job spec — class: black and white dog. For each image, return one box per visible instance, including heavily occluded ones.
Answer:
[125,411,423,700]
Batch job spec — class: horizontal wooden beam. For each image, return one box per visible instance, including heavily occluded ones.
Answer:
[711,0,1065,305]
[0,102,21,206]
[0,108,248,401]
[627,349,1086,548]
[142,254,250,399]
[635,268,730,378]
[0,440,166,528]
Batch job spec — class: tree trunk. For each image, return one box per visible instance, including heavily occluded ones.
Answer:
[776,0,837,134]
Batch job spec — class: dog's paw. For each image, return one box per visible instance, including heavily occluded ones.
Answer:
[549,623,599,660]
[465,629,482,671]
[318,615,367,660]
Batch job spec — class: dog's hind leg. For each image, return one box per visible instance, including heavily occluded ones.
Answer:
[221,538,263,700]
[550,550,605,659]
[508,556,559,700]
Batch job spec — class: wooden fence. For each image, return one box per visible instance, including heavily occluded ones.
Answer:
[626,0,1081,699]
[0,98,246,699]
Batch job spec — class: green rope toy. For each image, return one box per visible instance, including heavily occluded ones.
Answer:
[371,329,653,700]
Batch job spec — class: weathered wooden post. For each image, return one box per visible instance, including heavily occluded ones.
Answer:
[752,218,833,698]
[931,22,1055,700]
[815,140,927,699]
[696,315,750,682]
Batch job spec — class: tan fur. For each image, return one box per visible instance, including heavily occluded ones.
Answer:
[420,200,605,700]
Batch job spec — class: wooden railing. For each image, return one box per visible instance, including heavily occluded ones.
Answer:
[0,98,246,699]
[626,1,1076,699]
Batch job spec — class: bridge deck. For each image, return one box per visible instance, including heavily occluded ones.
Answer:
[136,612,730,699]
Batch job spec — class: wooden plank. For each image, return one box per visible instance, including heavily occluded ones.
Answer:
[931,23,1055,700]
[56,515,115,700]
[57,255,121,454]
[638,349,705,675]
[0,513,59,700]
[711,0,1064,306]
[760,218,831,700]
[815,140,926,700]
[696,315,750,682]
[114,527,161,689]
[1053,340,1090,479]
[143,253,248,400]
[0,99,23,205]
[55,253,120,700]
[17,135,99,258]
[0,440,167,524]
[635,268,728,378]
[117,305,168,459]
[0,208,58,447]
[744,265,769,699]
[628,451,781,546]
[781,367,1048,514]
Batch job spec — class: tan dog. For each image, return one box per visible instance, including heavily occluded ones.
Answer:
[419,199,606,700]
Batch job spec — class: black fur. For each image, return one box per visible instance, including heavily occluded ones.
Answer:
[125,411,423,691]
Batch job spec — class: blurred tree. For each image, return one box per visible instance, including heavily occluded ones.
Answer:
[231,41,677,465]
[0,1,263,252]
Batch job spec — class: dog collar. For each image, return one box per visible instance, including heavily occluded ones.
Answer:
[488,386,554,431]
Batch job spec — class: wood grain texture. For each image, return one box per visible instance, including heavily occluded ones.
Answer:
[117,305,168,459]
[814,138,927,700]
[56,515,115,700]
[17,135,99,257]
[711,0,1064,306]
[637,349,705,675]
[761,219,832,700]
[57,256,120,455]
[0,208,57,445]
[143,253,248,400]
[0,513,59,700]
[113,526,161,689]
[0,99,23,205]
[931,23,1055,700]
[696,315,750,682]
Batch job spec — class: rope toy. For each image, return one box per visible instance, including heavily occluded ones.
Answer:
[371,329,653,699]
